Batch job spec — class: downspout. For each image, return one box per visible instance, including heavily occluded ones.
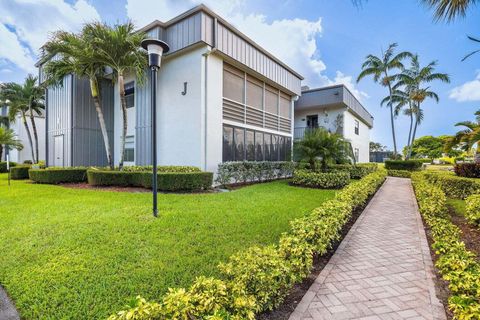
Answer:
[45,88,49,167]
[70,74,74,167]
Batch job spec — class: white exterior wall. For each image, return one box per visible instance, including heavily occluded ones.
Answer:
[343,110,370,163]
[294,107,347,133]
[8,115,46,163]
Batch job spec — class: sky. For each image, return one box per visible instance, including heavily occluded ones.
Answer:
[0,0,479,151]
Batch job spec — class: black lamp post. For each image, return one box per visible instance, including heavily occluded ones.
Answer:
[141,39,170,217]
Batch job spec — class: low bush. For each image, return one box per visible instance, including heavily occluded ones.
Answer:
[384,160,423,171]
[10,166,31,180]
[421,171,480,199]
[387,169,412,178]
[121,165,201,173]
[454,163,480,178]
[87,170,213,192]
[215,161,295,186]
[291,170,350,189]
[29,168,88,184]
[412,173,480,319]
[329,163,378,179]
[465,194,480,226]
[109,170,387,319]
[0,161,17,173]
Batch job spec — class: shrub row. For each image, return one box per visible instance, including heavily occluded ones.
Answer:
[215,161,295,186]
[411,173,480,318]
[291,170,350,189]
[29,168,88,184]
[87,170,213,192]
[454,163,480,178]
[108,170,387,320]
[10,166,30,180]
[120,166,201,173]
[387,169,412,178]
[384,160,423,171]
[0,161,17,173]
[465,194,480,227]
[421,171,480,199]
[329,163,378,179]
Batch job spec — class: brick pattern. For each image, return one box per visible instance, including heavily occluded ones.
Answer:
[289,177,446,320]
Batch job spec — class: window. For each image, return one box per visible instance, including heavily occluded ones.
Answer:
[286,138,292,161]
[223,66,245,103]
[255,131,264,161]
[278,136,286,161]
[125,82,135,109]
[223,126,234,162]
[246,76,263,109]
[354,120,359,135]
[265,85,278,114]
[354,148,359,162]
[264,133,272,161]
[279,93,291,119]
[234,127,245,161]
[246,130,255,161]
[124,135,135,162]
[271,135,279,161]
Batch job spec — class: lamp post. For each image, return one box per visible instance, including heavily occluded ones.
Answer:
[141,39,170,217]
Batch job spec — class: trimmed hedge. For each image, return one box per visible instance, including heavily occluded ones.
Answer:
[412,173,480,318]
[291,170,350,189]
[454,163,480,178]
[384,160,423,171]
[0,161,17,173]
[387,169,412,178]
[121,165,201,173]
[29,168,88,184]
[329,163,378,179]
[421,171,480,199]
[10,166,30,180]
[109,170,387,319]
[216,161,295,186]
[87,170,213,192]
[465,194,480,226]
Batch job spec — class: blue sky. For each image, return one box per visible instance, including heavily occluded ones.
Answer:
[1,0,479,151]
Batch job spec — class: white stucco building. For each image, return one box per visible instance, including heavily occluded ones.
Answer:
[294,85,373,163]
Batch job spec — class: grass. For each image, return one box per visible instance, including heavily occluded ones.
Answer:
[0,174,335,319]
[447,198,467,216]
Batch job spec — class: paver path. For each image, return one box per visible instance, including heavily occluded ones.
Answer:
[289,177,446,320]
[0,286,19,320]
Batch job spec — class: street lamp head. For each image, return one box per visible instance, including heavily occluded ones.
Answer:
[141,39,170,69]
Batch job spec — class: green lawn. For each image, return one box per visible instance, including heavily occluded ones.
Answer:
[0,174,335,319]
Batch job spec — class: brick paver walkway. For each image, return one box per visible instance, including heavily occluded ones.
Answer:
[289,177,446,320]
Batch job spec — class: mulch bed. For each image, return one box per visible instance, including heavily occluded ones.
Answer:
[58,183,220,194]
[258,182,382,320]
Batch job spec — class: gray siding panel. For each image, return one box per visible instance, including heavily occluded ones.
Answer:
[72,77,114,167]
[165,12,203,53]
[135,73,152,165]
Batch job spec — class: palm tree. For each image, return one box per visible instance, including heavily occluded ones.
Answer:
[21,75,44,163]
[421,0,478,21]
[462,35,480,61]
[294,127,354,172]
[446,110,480,156]
[43,29,114,169]
[83,22,147,170]
[357,43,412,157]
[396,54,450,158]
[0,82,36,163]
[0,127,23,161]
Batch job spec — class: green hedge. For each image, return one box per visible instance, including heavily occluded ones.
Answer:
[421,171,480,199]
[291,170,350,189]
[121,165,201,173]
[87,170,213,192]
[329,163,378,179]
[387,169,412,178]
[109,170,387,320]
[384,160,423,171]
[216,161,295,186]
[412,173,480,318]
[0,161,17,173]
[465,194,480,226]
[29,168,88,184]
[454,163,480,178]
[10,166,30,180]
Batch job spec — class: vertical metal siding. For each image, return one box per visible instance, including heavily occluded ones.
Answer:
[165,12,203,53]
[135,71,152,165]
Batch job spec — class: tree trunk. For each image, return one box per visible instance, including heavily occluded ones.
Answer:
[118,73,128,171]
[408,116,419,159]
[405,105,414,160]
[22,112,35,163]
[309,158,316,172]
[386,78,398,157]
[90,78,114,170]
[29,108,39,164]
[0,144,3,161]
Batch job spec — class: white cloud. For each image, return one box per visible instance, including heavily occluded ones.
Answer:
[449,72,480,102]
[126,0,366,100]
[0,0,100,72]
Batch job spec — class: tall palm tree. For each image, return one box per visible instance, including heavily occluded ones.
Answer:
[357,43,412,156]
[0,82,36,163]
[447,110,480,155]
[21,75,44,163]
[462,35,480,61]
[421,0,478,21]
[83,22,147,170]
[396,54,450,158]
[43,29,114,169]
[0,127,23,161]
